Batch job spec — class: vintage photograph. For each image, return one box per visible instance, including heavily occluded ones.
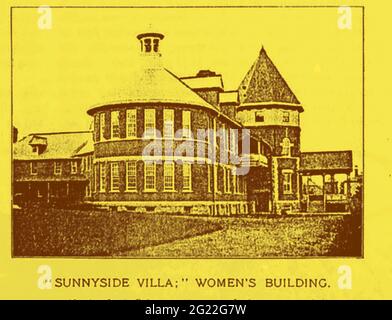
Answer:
[11,6,363,258]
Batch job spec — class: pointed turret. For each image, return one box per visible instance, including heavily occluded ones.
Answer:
[238,47,302,109]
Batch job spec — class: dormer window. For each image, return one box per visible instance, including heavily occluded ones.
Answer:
[29,135,47,155]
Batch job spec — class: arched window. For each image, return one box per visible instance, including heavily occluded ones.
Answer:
[281,137,292,156]
[144,38,152,53]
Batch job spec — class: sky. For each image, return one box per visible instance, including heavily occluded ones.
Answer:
[12,7,363,169]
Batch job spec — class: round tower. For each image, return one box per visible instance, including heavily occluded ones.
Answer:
[237,47,303,157]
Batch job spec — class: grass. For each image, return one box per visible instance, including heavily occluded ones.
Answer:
[124,215,361,257]
[12,207,223,257]
[12,207,361,257]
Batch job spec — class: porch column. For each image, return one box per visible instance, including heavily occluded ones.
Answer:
[66,182,69,196]
[322,174,326,212]
[306,176,310,210]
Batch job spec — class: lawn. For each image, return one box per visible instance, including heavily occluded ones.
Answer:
[124,215,361,257]
[12,207,223,257]
[12,207,361,257]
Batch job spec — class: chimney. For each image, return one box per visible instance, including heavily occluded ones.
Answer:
[12,126,18,143]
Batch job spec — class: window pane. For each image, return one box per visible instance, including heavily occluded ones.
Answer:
[54,162,62,175]
[100,162,106,192]
[164,162,175,191]
[283,111,290,122]
[126,161,137,191]
[31,162,38,175]
[144,109,156,138]
[182,111,191,138]
[126,109,137,138]
[111,111,120,138]
[183,163,192,191]
[283,172,292,194]
[144,162,156,190]
[111,162,119,191]
[164,109,174,138]
[100,113,105,140]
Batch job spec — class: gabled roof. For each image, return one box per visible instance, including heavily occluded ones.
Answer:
[300,151,353,174]
[29,135,47,146]
[87,64,216,115]
[14,131,93,160]
[180,75,223,91]
[238,47,301,107]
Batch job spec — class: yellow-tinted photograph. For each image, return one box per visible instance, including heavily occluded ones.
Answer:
[11,6,363,258]
[1,0,390,301]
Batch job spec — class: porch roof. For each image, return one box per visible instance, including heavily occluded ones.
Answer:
[300,151,353,175]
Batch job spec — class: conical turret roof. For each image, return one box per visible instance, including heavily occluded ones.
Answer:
[238,47,301,107]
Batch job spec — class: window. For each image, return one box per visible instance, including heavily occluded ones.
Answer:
[111,111,120,139]
[126,161,137,191]
[164,162,175,191]
[30,162,38,175]
[126,109,137,138]
[182,110,191,138]
[144,162,156,191]
[153,39,159,52]
[255,111,264,122]
[144,38,152,52]
[100,162,106,192]
[163,109,174,138]
[100,113,105,141]
[32,146,38,153]
[110,162,120,191]
[283,111,290,123]
[282,171,293,194]
[54,162,62,175]
[71,161,78,174]
[281,137,292,156]
[144,109,156,138]
[183,163,192,191]
[230,129,238,156]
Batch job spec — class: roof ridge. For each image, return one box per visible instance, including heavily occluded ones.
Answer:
[166,68,218,110]
[29,130,92,136]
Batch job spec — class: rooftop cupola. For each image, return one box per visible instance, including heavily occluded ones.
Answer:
[137,32,165,56]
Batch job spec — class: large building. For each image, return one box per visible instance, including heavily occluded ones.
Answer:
[13,32,354,215]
